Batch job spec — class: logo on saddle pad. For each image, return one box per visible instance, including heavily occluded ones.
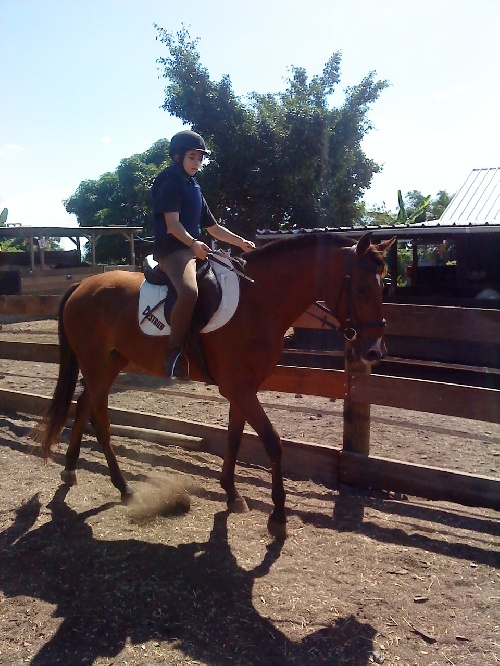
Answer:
[138,255,240,337]
[141,304,166,331]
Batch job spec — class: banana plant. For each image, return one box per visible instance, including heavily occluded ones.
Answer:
[396,190,431,224]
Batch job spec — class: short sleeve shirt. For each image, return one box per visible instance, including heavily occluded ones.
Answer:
[152,163,216,257]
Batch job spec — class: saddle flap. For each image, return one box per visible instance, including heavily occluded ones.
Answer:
[192,261,222,332]
[143,255,222,333]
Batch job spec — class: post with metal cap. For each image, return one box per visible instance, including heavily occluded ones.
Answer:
[342,341,371,455]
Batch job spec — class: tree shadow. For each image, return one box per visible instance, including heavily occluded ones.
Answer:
[0,487,376,665]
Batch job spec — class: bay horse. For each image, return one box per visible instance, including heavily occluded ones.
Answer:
[32,232,395,539]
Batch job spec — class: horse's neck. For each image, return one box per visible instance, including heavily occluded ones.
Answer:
[251,245,338,330]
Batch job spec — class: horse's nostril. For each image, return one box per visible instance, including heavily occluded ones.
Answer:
[366,348,381,363]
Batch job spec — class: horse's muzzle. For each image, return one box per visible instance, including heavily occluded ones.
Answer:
[358,336,387,366]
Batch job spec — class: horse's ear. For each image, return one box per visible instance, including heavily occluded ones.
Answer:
[376,236,397,256]
[355,232,373,257]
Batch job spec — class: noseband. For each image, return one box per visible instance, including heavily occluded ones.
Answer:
[310,246,387,341]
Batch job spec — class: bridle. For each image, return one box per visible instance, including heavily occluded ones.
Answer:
[308,245,387,342]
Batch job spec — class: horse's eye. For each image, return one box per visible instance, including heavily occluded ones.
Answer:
[356,285,368,296]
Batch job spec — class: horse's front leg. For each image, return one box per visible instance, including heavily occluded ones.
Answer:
[232,391,287,540]
[221,403,250,514]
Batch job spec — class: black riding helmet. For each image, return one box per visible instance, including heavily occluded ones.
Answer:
[168,130,211,160]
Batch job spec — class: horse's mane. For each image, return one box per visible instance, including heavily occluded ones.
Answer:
[243,232,388,275]
[245,232,354,263]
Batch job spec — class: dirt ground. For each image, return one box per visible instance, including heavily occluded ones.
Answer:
[0,320,498,665]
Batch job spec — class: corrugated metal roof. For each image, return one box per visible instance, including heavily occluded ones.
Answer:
[439,167,500,225]
[256,222,500,240]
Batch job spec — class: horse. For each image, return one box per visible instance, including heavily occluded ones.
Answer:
[32,231,395,539]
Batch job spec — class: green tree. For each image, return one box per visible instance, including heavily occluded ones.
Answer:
[362,190,452,227]
[396,190,431,224]
[155,25,388,235]
[357,201,396,226]
[64,140,169,262]
[398,189,454,224]
[429,190,452,219]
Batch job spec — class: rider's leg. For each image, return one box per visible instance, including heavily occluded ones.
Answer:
[159,248,198,378]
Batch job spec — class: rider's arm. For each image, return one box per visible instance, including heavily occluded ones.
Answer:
[163,213,211,257]
[207,222,255,251]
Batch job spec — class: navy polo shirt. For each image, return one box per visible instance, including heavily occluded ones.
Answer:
[152,163,216,257]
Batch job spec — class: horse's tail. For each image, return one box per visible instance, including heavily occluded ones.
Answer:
[31,283,81,460]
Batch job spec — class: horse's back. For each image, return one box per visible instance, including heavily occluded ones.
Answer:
[73,269,142,293]
[63,270,143,339]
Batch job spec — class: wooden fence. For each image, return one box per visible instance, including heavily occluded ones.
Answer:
[0,295,499,510]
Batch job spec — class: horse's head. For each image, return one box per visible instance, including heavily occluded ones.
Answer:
[327,232,396,365]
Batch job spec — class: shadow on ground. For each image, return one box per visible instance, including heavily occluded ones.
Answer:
[0,488,377,665]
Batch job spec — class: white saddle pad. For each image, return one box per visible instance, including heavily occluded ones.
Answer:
[138,255,240,336]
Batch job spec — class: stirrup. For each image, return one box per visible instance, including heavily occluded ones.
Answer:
[164,348,190,381]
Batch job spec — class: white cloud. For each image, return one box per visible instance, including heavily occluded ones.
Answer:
[100,136,113,144]
[0,143,23,156]
[435,84,469,101]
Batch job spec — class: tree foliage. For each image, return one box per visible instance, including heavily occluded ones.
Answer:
[155,25,388,235]
[64,26,388,261]
[64,140,169,262]
[396,190,431,224]
[362,190,453,226]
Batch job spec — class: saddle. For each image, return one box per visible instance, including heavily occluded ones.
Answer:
[143,255,222,333]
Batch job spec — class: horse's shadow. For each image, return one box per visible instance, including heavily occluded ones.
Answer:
[0,487,376,665]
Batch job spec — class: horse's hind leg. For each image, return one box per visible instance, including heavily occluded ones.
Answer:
[221,403,250,513]
[88,382,133,503]
[60,388,92,487]
[71,351,132,502]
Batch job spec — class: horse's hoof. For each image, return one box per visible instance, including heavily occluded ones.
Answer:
[267,516,287,540]
[228,497,250,514]
[121,484,134,505]
[60,469,77,486]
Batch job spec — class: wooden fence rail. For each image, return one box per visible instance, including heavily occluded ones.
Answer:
[2,339,497,422]
[0,296,499,509]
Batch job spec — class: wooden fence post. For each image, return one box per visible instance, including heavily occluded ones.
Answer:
[342,342,371,455]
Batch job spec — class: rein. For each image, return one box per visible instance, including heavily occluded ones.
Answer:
[309,246,386,341]
[209,249,255,283]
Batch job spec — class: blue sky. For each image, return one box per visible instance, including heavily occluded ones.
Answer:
[1,0,499,230]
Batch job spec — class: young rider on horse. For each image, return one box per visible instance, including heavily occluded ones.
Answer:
[152,130,255,380]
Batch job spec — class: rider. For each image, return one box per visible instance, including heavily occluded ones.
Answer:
[152,130,255,380]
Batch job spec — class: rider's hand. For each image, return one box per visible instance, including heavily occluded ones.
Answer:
[240,239,256,251]
[191,239,212,260]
